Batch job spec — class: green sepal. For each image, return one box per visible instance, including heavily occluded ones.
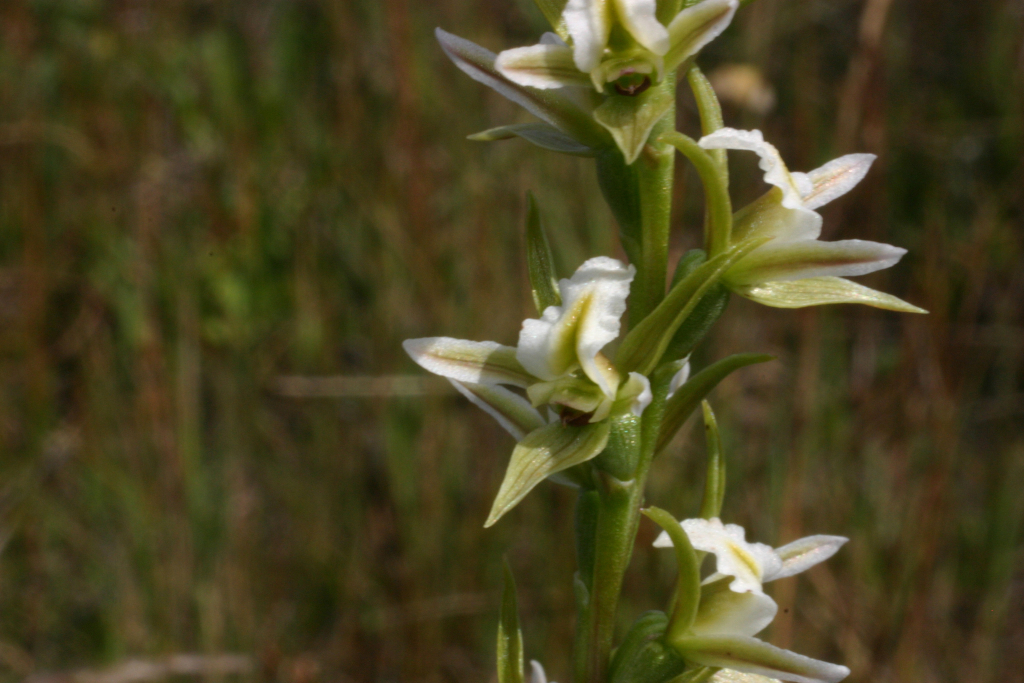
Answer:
[486,421,611,527]
[592,414,642,481]
[525,193,562,313]
[533,0,570,41]
[593,80,675,165]
[470,123,597,157]
[698,401,726,520]
[616,237,766,377]
[642,507,701,639]
[608,611,689,683]
[498,559,525,683]
[596,149,643,266]
[663,250,731,361]
[656,353,774,454]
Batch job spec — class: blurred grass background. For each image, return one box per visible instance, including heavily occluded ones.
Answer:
[0,0,1022,682]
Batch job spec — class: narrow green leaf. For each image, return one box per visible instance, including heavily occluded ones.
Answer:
[498,560,525,683]
[664,249,730,361]
[616,238,766,377]
[685,65,726,171]
[486,422,611,527]
[698,401,725,520]
[525,193,562,313]
[642,507,702,639]
[470,123,597,157]
[533,0,570,40]
[656,354,773,454]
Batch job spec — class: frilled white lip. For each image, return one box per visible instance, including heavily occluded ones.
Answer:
[517,256,634,399]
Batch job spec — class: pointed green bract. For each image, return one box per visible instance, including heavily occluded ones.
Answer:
[498,560,525,683]
[526,193,563,313]
[643,507,701,639]
[486,421,611,527]
[657,353,774,454]
[737,276,927,313]
[608,611,689,683]
[470,123,597,156]
[698,401,726,520]
[594,81,675,164]
[664,250,731,361]
[671,635,851,683]
[616,237,766,376]
[533,0,570,40]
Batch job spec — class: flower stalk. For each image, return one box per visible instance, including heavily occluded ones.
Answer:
[404,2,926,682]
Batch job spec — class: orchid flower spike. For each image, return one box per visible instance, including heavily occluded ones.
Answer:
[403,257,651,526]
[699,128,926,313]
[436,0,738,163]
[654,518,851,683]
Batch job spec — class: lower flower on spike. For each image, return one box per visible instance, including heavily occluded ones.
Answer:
[403,257,652,526]
[653,517,851,683]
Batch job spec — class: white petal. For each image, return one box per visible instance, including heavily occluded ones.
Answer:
[516,257,634,398]
[710,672,783,683]
[613,0,670,54]
[666,360,691,399]
[435,28,600,142]
[404,337,535,387]
[726,239,907,285]
[626,372,653,416]
[653,529,672,548]
[767,535,848,582]
[676,635,851,683]
[665,0,739,71]
[680,518,782,593]
[564,0,612,73]
[699,129,805,211]
[801,154,875,210]
[691,583,779,637]
[496,43,591,89]
[449,380,548,440]
[531,660,558,683]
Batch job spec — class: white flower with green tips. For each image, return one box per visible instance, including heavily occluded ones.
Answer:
[435,0,738,163]
[654,517,851,683]
[699,128,926,314]
[404,257,651,526]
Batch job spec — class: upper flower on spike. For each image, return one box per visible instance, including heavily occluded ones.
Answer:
[403,257,651,526]
[699,128,926,313]
[435,1,738,163]
[496,0,738,94]
[654,517,851,683]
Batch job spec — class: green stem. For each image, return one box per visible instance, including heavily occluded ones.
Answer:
[586,474,644,683]
[659,132,733,258]
[631,105,676,326]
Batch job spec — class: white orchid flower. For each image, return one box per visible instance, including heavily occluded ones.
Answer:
[403,257,651,526]
[436,0,738,163]
[698,128,925,313]
[654,517,851,683]
[496,0,738,94]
